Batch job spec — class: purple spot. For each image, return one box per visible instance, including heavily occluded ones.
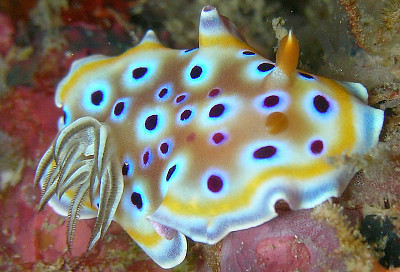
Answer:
[158,88,168,98]
[299,72,314,79]
[114,102,125,116]
[212,132,226,145]
[209,104,225,118]
[180,109,192,121]
[190,65,203,79]
[311,140,324,154]
[145,114,158,130]
[207,175,223,193]
[91,90,103,105]
[257,63,275,72]
[242,50,255,56]
[143,151,150,165]
[160,142,169,154]
[132,67,147,79]
[175,94,187,104]
[208,88,220,97]
[263,95,279,107]
[166,165,176,181]
[122,162,129,175]
[131,192,143,209]
[254,146,277,159]
[313,95,329,113]
[184,48,197,53]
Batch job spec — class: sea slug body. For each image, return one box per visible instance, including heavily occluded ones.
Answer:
[34,5,384,268]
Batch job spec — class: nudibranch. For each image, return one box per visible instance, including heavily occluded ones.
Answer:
[34,5,384,268]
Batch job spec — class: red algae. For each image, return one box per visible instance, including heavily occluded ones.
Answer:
[0,86,61,159]
[62,0,135,28]
[0,0,37,22]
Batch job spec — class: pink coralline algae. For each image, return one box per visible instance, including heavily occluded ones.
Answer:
[221,207,355,272]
